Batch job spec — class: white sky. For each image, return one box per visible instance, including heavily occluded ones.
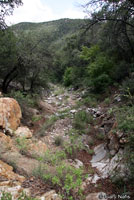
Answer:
[6,0,88,25]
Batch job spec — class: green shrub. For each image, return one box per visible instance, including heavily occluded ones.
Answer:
[31,115,42,122]
[1,192,12,200]
[16,137,28,155]
[1,192,37,200]
[63,67,73,86]
[73,110,93,133]
[54,136,64,146]
[104,97,111,105]
[92,73,112,92]
[38,150,66,166]
[115,105,134,182]
[34,163,84,200]
[121,78,134,104]
[9,90,37,108]
[82,96,97,107]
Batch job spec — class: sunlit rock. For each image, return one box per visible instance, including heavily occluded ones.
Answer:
[0,98,22,134]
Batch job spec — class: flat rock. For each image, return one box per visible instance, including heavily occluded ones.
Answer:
[91,144,108,163]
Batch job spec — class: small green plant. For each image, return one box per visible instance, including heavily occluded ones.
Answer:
[38,150,67,166]
[73,110,93,134]
[16,137,28,155]
[1,192,12,200]
[64,129,86,158]
[1,192,37,200]
[54,87,65,96]
[87,149,94,155]
[96,133,105,141]
[31,115,42,122]
[82,96,97,107]
[38,115,59,137]
[87,138,94,146]
[54,136,64,146]
[104,97,110,105]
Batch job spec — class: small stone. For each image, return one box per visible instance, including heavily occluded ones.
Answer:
[70,109,76,114]
[74,159,83,168]
[116,131,124,138]
[15,127,32,139]
[110,150,116,156]
[91,174,100,183]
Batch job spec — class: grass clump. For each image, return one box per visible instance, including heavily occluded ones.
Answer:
[73,110,93,134]
[1,192,37,200]
[38,115,59,137]
[16,137,28,155]
[33,163,85,200]
[37,150,66,166]
[54,136,64,146]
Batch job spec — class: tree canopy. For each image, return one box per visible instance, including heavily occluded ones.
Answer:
[0,0,22,29]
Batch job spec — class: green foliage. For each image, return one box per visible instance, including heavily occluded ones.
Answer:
[115,105,134,181]
[73,110,92,133]
[1,192,37,200]
[64,129,86,158]
[96,133,105,141]
[54,136,64,146]
[16,137,28,155]
[81,96,98,107]
[34,163,84,199]
[63,67,73,86]
[121,78,134,104]
[116,106,134,133]
[104,97,111,105]
[80,45,100,62]
[31,115,42,122]
[38,150,66,166]
[9,91,37,108]
[1,192,12,200]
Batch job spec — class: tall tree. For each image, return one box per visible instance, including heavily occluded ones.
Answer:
[0,0,22,29]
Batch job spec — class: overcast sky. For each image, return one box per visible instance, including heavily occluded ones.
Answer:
[6,0,88,25]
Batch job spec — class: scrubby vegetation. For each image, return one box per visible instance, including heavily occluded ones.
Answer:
[0,0,134,199]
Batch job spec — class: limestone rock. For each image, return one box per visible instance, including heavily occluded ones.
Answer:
[0,160,25,183]
[28,140,47,156]
[0,132,16,152]
[0,98,22,133]
[15,127,33,139]
[39,190,61,200]
[0,185,23,200]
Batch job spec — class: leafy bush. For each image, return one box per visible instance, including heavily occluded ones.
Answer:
[16,137,28,155]
[63,67,73,86]
[81,96,97,107]
[115,105,134,181]
[91,73,112,92]
[54,136,64,146]
[34,163,84,200]
[73,110,92,133]
[1,192,37,200]
[121,78,134,104]
[9,90,37,108]
[38,150,66,166]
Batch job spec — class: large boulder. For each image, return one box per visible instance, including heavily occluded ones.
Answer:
[15,127,33,139]
[0,160,25,183]
[0,98,22,133]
